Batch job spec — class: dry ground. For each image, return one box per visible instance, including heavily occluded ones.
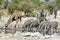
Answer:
[0,15,60,40]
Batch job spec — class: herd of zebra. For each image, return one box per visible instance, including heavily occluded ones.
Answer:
[4,11,58,36]
[23,17,58,36]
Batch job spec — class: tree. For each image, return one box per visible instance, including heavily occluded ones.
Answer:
[56,0,60,6]
[0,0,41,15]
[1,0,9,9]
[0,0,2,5]
[39,0,58,18]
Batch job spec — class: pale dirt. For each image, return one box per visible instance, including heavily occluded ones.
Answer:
[0,31,59,40]
[0,15,60,40]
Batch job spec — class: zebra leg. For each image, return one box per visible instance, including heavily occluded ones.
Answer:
[39,24,43,32]
[55,27,57,33]
[42,26,45,36]
[43,29,45,36]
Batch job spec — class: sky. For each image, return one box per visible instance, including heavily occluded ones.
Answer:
[40,0,46,2]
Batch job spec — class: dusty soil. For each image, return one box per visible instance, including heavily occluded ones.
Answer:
[0,31,59,40]
[0,15,60,40]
